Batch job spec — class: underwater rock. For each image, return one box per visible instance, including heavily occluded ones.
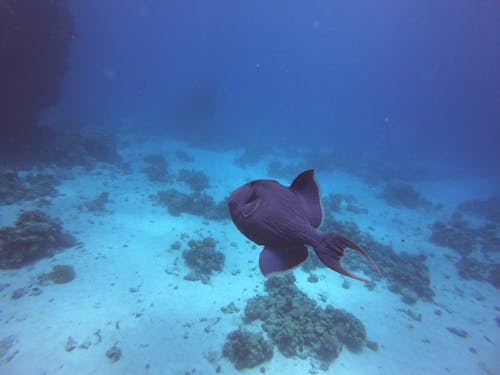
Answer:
[106,344,122,362]
[176,169,209,191]
[243,274,366,368]
[446,327,469,338]
[65,336,77,352]
[0,168,60,205]
[489,264,500,289]
[366,340,379,351]
[320,216,435,302]
[312,334,342,365]
[10,288,26,300]
[84,192,109,213]
[430,214,478,255]
[153,188,227,221]
[48,265,76,284]
[182,237,225,283]
[143,154,170,182]
[221,302,240,314]
[458,196,500,224]
[0,210,77,269]
[380,182,430,209]
[222,329,273,370]
[0,335,17,360]
[456,257,490,283]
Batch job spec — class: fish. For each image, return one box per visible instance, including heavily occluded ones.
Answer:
[228,169,380,282]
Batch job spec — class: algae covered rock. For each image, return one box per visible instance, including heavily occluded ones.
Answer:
[49,265,76,284]
[222,329,273,370]
[243,274,367,368]
[182,237,224,283]
[0,210,76,269]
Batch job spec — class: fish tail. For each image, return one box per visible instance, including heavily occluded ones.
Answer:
[312,232,380,282]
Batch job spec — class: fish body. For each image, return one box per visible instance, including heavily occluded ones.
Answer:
[228,170,380,281]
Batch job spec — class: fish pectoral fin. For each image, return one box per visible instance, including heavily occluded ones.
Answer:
[242,198,260,217]
[259,245,308,276]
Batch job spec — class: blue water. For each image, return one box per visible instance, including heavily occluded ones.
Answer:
[48,0,500,178]
[1,1,500,374]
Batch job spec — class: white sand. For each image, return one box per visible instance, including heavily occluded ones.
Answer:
[1,137,499,375]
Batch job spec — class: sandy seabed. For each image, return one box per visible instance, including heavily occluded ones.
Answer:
[1,137,499,375]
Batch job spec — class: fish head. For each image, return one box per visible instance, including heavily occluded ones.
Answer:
[228,180,263,223]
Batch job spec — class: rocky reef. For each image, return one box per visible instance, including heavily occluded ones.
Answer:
[429,213,479,255]
[152,189,227,221]
[380,182,431,209]
[431,213,500,256]
[143,154,171,183]
[319,216,435,303]
[176,169,209,192]
[182,237,225,283]
[0,210,76,269]
[222,329,273,370]
[0,168,60,205]
[243,274,367,370]
[458,196,500,224]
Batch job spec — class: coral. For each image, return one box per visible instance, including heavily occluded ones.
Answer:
[143,154,170,182]
[0,210,76,269]
[312,335,341,364]
[182,237,225,283]
[488,264,500,289]
[243,274,366,368]
[0,168,60,205]
[152,189,227,221]
[321,216,435,302]
[222,329,273,370]
[176,169,209,192]
[106,345,122,362]
[429,214,478,255]
[380,182,430,209]
[456,257,489,283]
[458,196,500,224]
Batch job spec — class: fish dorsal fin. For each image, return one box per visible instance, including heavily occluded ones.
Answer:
[289,169,323,228]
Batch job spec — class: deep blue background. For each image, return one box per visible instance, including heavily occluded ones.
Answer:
[50,0,500,177]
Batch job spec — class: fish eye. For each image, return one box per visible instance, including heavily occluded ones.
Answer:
[245,191,258,204]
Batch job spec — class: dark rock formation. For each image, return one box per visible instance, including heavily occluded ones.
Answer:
[48,264,75,284]
[143,154,170,182]
[0,168,60,205]
[243,274,366,369]
[458,196,500,224]
[152,189,227,221]
[430,214,478,255]
[320,216,435,302]
[176,169,209,192]
[380,182,430,209]
[0,210,76,269]
[182,237,225,283]
[222,329,273,370]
